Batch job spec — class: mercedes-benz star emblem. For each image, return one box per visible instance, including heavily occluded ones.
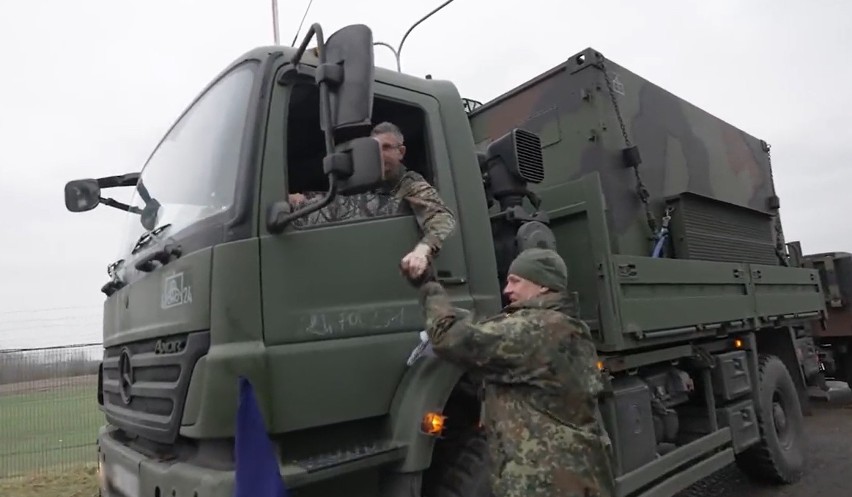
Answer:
[118,348,134,405]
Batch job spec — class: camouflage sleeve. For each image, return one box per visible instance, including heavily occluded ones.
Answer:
[418,282,534,372]
[290,191,339,229]
[396,175,456,254]
[289,191,326,206]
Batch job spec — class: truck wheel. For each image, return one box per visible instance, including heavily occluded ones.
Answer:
[423,429,493,497]
[735,354,806,484]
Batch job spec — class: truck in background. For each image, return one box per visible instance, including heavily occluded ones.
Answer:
[63,22,826,497]
[790,245,852,388]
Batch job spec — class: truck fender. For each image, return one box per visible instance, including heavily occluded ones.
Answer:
[386,355,466,472]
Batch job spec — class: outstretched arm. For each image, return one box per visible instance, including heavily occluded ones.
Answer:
[418,282,533,374]
[397,176,456,255]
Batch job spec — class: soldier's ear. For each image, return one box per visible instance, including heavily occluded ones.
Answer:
[399,144,406,157]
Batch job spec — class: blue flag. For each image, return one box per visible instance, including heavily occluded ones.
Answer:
[233,376,288,497]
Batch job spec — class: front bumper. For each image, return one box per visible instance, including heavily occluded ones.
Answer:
[97,426,235,497]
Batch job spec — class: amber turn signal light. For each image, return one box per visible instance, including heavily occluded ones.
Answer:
[422,412,446,436]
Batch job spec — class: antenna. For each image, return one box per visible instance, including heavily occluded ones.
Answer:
[290,0,316,47]
[373,0,457,72]
[271,0,280,45]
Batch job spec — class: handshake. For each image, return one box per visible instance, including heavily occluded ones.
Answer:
[399,243,437,288]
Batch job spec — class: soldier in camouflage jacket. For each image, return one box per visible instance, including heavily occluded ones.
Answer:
[410,248,616,497]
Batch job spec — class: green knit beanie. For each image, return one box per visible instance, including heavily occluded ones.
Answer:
[507,248,568,292]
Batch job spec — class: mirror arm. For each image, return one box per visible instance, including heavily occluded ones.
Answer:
[267,172,339,234]
[291,22,337,158]
[100,196,142,214]
[291,23,324,66]
[97,172,140,189]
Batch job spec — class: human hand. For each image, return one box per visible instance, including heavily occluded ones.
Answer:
[401,243,432,279]
[399,259,436,288]
[288,193,307,206]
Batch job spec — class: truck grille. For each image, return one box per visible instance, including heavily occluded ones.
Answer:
[101,331,210,444]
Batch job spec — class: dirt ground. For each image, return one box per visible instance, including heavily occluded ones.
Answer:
[677,383,852,497]
[0,463,98,497]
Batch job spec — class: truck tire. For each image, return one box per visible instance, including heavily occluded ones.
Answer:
[734,354,805,484]
[424,429,493,497]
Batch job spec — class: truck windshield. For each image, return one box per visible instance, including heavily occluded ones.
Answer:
[115,62,258,260]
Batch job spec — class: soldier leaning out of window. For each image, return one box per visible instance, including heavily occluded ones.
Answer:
[288,121,456,278]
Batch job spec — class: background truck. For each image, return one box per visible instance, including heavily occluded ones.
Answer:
[789,245,852,388]
[63,22,826,497]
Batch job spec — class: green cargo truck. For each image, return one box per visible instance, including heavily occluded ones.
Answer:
[64,23,826,497]
[792,246,852,387]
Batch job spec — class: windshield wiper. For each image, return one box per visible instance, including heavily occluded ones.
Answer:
[135,242,182,272]
[132,223,172,254]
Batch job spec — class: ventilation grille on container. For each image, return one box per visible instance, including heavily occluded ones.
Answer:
[669,193,779,266]
[514,129,545,183]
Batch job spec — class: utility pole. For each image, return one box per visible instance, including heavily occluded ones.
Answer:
[271,0,280,45]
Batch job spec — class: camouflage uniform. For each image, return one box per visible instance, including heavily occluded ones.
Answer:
[417,254,615,497]
[291,167,456,255]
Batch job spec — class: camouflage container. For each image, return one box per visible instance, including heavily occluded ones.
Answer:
[468,48,822,352]
[469,47,783,263]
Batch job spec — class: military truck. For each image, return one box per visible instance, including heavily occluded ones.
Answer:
[790,246,852,387]
[64,23,826,497]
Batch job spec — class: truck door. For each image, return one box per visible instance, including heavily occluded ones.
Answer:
[257,79,473,432]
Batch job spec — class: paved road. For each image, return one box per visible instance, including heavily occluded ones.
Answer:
[677,384,852,497]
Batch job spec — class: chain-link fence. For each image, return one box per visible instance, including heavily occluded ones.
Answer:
[0,343,103,480]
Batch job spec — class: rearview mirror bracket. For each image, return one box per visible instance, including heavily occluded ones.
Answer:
[269,22,380,234]
[65,173,142,214]
[266,136,382,234]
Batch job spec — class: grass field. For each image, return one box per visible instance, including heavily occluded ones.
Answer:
[0,376,103,480]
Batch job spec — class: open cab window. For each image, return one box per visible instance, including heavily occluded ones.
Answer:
[283,81,435,229]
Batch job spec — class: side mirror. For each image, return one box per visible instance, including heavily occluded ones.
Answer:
[64,179,101,212]
[324,137,383,194]
[267,137,383,234]
[291,23,375,144]
[322,24,375,137]
[270,23,380,235]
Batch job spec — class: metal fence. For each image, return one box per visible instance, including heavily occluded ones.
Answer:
[0,343,103,480]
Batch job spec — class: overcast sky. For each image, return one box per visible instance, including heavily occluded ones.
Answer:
[1,0,850,349]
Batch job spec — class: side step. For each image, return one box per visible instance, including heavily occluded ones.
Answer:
[636,448,733,497]
[615,428,732,496]
[281,441,408,488]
